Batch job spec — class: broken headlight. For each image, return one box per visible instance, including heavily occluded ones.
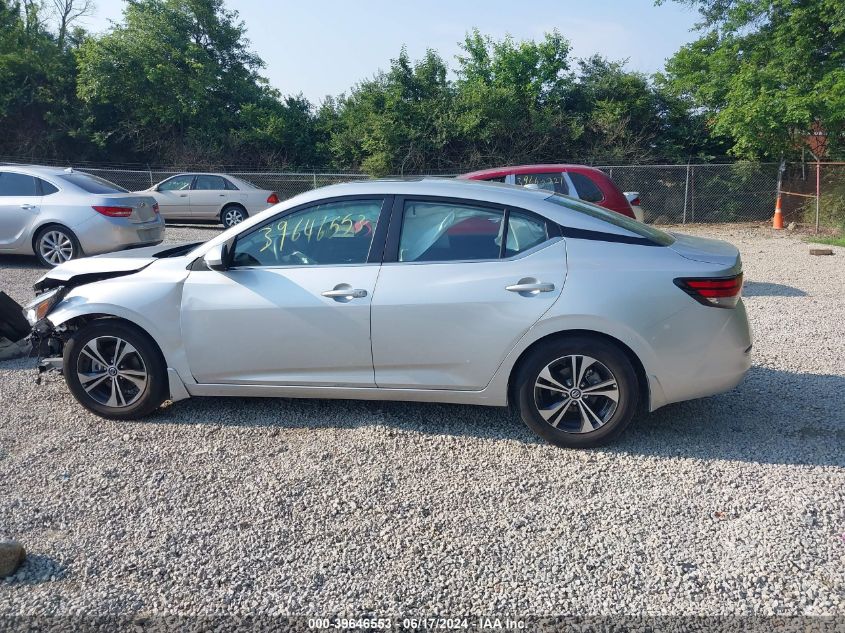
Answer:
[24,287,64,326]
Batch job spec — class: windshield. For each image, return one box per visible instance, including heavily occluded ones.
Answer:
[59,172,129,194]
[545,194,675,246]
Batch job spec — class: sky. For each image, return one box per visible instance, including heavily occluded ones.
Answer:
[79,0,702,105]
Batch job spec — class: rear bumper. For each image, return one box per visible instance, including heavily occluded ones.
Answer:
[75,216,165,256]
[648,299,753,410]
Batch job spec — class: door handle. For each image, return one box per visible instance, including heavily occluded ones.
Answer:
[20,203,36,210]
[506,279,555,295]
[322,284,368,301]
[179,194,188,197]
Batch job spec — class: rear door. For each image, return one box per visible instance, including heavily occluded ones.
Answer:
[371,196,566,390]
[190,174,240,220]
[0,172,41,251]
[155,175,194,219]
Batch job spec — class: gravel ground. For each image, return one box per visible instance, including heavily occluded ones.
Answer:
[0,222,843,619]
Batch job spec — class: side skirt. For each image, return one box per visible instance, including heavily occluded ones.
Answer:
[184,382,507,407]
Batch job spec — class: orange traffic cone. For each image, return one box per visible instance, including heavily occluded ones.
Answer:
[772,195,784,230]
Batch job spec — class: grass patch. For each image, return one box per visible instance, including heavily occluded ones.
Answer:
[807,236,845,248]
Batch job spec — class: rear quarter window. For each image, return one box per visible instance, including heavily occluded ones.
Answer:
[545,194,675,246]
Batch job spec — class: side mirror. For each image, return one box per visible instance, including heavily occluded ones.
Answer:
[203,243,228,271]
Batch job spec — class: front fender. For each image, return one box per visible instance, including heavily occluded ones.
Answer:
[45,273,197,391]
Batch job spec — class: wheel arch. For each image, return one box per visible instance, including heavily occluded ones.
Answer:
[50,311,190,402]
[220,202,247,219]
[31,221,79,255]
[506,329,652,413]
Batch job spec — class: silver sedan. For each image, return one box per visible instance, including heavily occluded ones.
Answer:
[26,178,751,448]
[0,165,164,267]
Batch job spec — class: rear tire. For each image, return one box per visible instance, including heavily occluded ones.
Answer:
[34,225,80,267]
[64,320,167,419]
[514,335,639,448]
[221,204,247,228]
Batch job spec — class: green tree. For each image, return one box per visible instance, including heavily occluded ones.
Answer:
[659,0,845,159]
[0,0,84,158]
[75,0,275,162]
[328,48,456,175]
[453,29,577,166]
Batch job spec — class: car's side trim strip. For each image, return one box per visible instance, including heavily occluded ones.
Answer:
[559,226,664,246]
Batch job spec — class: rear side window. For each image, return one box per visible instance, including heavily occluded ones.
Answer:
[223,178,239,190]
[194,175,227,190]
[398,201,552,262]
[0,172,38,196]
[546,194,674,246]
[59,172,128,194]
[515,172,569,195]
[569,172,603,202]
[483,176,506,183]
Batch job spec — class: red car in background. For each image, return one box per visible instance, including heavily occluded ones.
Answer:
[458,164,642,221]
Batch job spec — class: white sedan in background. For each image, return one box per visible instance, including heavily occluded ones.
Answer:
[142,173,280,228]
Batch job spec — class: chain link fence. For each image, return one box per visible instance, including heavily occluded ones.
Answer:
[2,159,790,224]
[781,162,845,231]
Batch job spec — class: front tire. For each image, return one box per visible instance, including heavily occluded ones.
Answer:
[64,320,167,419]
[221,204,247,228]
[514,336,639,448]
[34,225,80,267]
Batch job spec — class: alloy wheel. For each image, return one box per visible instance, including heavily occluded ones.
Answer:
[533,354,620,433]
[39,230,74,265]
[75,336,148,408]
[223,208,244,227]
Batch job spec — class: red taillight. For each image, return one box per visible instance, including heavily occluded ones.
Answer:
[267,192,279,204]
[152,202,160,215]
[674,273,743,308]
[92,205,133,217]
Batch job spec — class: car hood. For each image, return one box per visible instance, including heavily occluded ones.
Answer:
[667,232,741,268]
[33,243,178,291]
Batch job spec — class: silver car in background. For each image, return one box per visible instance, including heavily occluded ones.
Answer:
[26,179,751,448]
[142,173,280,228]
[0,165,165,267]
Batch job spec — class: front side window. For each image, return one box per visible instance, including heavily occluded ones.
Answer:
[231,199,383,267]
[569,172,603,202]
[159,175,194,191]
[194,175,227,190]
[515,172,569,195]
[59,172,128,194]
[0,172,38,196]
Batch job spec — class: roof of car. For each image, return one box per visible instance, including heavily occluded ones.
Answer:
[0,164,82,177]
[272,176,554,209]
[458,164,609,179]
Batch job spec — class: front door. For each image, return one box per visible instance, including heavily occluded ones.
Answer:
[0,171,41,251]
[154,174,194,220]
[181,197,389,386]
[371,197,566,390]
